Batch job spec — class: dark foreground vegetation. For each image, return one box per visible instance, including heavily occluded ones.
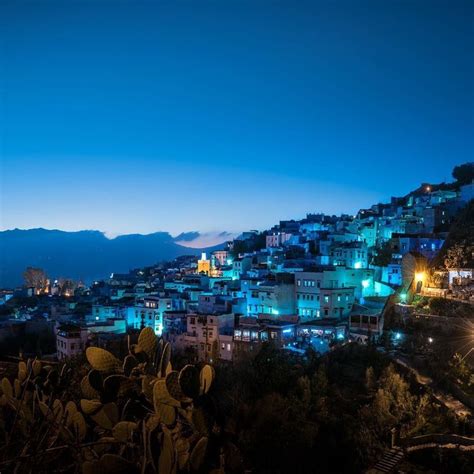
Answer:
[0,330,472,473]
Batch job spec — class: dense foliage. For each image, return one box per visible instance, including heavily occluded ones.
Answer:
[453,162,474,186]
[434,200,474,269]
[213,343,459,473]
[0,334,469,473]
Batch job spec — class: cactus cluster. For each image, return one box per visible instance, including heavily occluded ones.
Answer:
[0,327,239,473]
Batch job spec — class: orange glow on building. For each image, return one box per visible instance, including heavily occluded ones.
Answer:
[197,252,211,275]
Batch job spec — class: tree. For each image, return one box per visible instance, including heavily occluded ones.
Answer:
[433,200,474,269]
[58,278,77,296]
[452,162,474,185]
[449,353,472,384]
[372,240,393,267]
[444,242,471,270]
[22,267,48,292]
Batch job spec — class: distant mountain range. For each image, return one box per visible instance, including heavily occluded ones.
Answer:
[0,228,230,287]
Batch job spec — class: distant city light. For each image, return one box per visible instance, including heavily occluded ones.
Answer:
[395,332,402,340]
[428,337,433,343]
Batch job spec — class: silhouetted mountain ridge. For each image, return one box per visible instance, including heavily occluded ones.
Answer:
[0,228,224,287]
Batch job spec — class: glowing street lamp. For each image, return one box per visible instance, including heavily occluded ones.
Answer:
[415,272,425,283]
[400,292,407,302]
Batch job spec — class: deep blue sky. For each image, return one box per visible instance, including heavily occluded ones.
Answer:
[1,0,473,236]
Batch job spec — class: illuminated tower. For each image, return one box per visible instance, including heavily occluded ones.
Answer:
[197,252,211,275]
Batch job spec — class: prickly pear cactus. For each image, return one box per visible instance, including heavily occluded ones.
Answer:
[0,326,235,473]
[137,326,157,359]
[86,347,120,372]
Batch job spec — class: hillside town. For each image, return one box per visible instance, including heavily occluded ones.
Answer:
[1,165,473,367]
[1,167,474,473]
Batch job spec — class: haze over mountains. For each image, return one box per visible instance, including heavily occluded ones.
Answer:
[0,228,230,287]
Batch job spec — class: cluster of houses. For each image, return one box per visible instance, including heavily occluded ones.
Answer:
[1,180,473,362]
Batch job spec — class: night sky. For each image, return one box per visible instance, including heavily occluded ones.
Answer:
[1,0,473,236]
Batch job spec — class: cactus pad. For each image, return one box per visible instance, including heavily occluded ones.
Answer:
[199,364,215,395]
[178,365,200,399]
[112,421,137,442]
[86,347,120,372]
[190,436,208,471]
[138,327,157,359]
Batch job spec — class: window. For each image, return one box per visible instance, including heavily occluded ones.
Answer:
[227,343,231,351]
[221,343,225,350]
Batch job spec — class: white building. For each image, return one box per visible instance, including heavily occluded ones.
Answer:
[266,232,292,248]
[183,313,234,362]
[56,324,89,360]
